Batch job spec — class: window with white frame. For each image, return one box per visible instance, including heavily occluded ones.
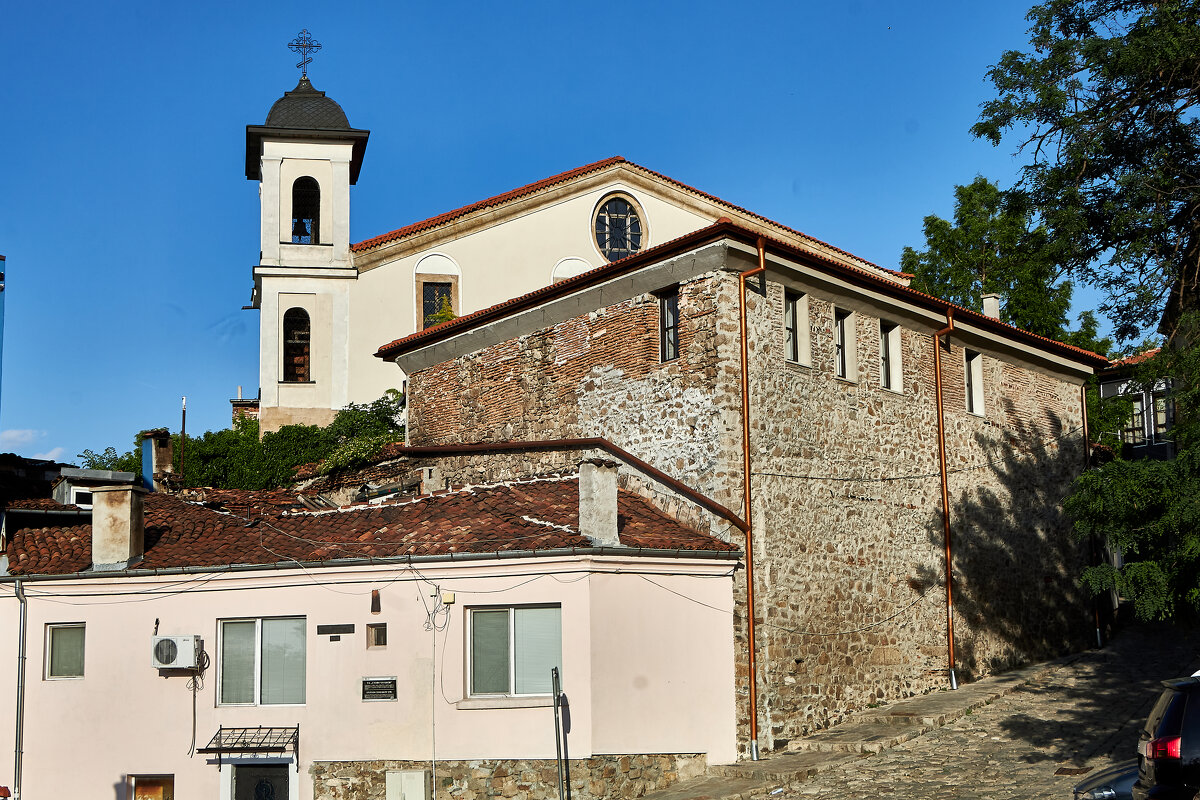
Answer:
[834,308,856,380]
[1122,395,1147,444]
[879,321,902,391]
[965,350,985,414]
[658,287,680,362]
[469,606,561,696]
[46,623,85,679]
[784,290,810,364]
[1153,391,1174,441]
[219,617,306,705]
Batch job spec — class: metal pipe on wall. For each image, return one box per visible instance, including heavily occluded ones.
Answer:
[738,237,767,759]
[932,310,959,690]
[13,579,27,800]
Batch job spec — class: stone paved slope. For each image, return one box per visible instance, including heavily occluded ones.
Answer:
[645,621,1198,800]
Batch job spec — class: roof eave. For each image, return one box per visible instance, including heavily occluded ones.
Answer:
[375,222,1110,370]
[1,545,741,581]
[244,125,371,183]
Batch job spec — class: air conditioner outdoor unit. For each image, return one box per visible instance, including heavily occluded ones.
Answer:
[152,635,201,669]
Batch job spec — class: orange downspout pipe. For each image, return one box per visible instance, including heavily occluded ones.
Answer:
[739,237,767,759]
[932,309,959,690]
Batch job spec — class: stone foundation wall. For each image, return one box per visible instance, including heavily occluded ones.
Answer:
[311,753,706,800]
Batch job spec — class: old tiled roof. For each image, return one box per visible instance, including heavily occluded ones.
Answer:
[349,157,902,278]
[5,498,78,511]
[374,221,1111,368]
[1106,348,1161,370]
[5,478,736,576]
[176,487,310,514]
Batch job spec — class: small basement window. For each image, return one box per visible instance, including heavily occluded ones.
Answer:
[129,775,175,800]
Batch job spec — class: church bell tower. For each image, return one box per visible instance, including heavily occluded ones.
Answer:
[245,31,369,433]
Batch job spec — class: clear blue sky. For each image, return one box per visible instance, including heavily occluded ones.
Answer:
[0,0,1096,464]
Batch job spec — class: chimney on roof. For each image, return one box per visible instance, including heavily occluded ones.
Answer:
[421,466,444,494]
[981,293,1001,320]
[579,459,619,547]
[90,485,147,571]
[139,429,173,492]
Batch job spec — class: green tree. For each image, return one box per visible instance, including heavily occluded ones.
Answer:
[1066,322,1200,620]
[902,177,1108,344]
[76,444,141,474]
[973,0,1200,342]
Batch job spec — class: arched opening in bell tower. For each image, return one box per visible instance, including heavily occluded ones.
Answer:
[291,177,321,244]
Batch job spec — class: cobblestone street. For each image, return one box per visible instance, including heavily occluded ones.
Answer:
[779,622,1199,800]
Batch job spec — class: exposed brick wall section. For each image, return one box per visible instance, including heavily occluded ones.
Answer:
[404,258,1091,758]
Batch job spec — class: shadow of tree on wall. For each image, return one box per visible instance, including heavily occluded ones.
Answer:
[914,400,1199,764]
[915,402,1088,683]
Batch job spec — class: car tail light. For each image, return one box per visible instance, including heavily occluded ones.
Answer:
[1143,736,1182,759]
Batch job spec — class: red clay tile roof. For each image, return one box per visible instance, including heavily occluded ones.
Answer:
[374,221,1111,368]
[177,487,309,514]
[349,156,901,277]
[1107,348,1161,369]
[352,157,625,251]
[5,498,79,511]
[5,478,736,576]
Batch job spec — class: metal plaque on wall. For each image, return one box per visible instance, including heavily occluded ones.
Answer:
[362,677,398,701]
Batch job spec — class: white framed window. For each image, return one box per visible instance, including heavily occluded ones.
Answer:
[834,308,856,380]
[46,623,85,679]
[658,287,680,362]
[219,617,306,706]
[468,606,561,696]
[784,291,810,365]
[1122,395,1147,444]
[965,350,985,415]
[879,321,902,391]
[71,488,94,509]
[367,623,387,649]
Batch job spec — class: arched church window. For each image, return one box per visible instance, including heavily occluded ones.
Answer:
[283,308,311,382]
[291,177,320,244]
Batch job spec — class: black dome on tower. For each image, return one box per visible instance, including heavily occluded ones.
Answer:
[245,77,369,184]
[264,76,353,130]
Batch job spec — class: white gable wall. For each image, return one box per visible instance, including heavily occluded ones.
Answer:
[345,180,715,406]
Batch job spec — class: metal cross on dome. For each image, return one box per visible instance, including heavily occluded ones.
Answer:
[288,29,322,78]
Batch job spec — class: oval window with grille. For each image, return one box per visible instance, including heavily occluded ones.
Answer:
[594,196,644,262]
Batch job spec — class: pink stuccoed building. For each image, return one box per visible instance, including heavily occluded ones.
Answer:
[0,457,739,800]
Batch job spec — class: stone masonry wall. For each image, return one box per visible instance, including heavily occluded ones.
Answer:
[744,282,1089,749]
[311,753,706,800]
[405,255,1091,758]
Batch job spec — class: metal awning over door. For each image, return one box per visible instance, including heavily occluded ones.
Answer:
[197,726,299,772]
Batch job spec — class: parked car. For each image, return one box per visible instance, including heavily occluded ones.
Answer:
[1074,760,1138,800]
[1132,676,1200,800]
